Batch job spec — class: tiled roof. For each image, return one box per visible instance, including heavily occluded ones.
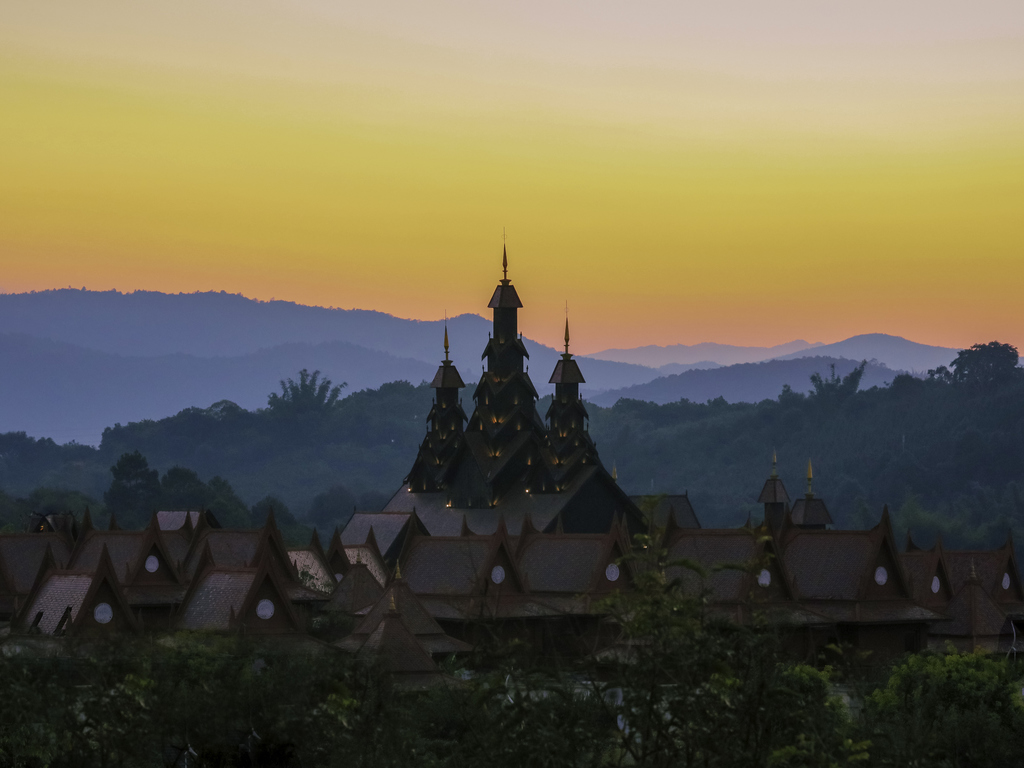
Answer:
[156,510,203,531]
[402,539,490,595]
[782,533,874,600]
[289,550,332,592]
[666,533,758,601]
[70,532,145,582]
[344,547,388,585]
[943,551,1011,596]
[185,531,261,576]
[631,496,700,529]
[326,565,384,614]
[163,535,191,569]
[756,478,790,505]
[178,571,255,631]
[900,550,945,604]
[23,574,93,634]
[933,580,1009,638]
[519,538,605,593]
[357,613,439,674]
[0,535,73,594]
[341,514,410,555]
[790,497,833,527]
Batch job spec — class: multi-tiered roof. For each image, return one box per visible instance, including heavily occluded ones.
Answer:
[388,247,645,536]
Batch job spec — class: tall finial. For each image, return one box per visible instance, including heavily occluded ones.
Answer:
[395,562,403,580]
[389,590,397,611]
[443,312,449,361]
[806,459,814,497]
[770,449,778,478]
[612,461,618,482]
[564,311,570,356]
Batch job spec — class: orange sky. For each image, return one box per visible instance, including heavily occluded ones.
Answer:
[1,1,1022,353]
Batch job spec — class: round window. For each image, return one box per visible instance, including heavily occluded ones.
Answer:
[93,603,113,624]
[490,565,506,585]
[144,555,159,573]
[757,569,771,588]
[1003,573,1011,590]
[931,575,941,594]
[605,563,620,582]
[256,599,275,620]
[874,566,888,586]
[334,573,343,583]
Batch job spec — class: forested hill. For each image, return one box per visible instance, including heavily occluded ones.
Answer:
[0,345,1021,553]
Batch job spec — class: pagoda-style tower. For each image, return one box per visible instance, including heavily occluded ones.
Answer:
[544,317,599,490]
[406,326,468,492]
[757,451,791,529]
[462,246,548,504]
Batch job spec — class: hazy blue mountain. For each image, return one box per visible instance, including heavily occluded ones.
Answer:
[590,356,901,407]
[0,333,440,444]
[654,361,722,376]
[771,333,957,374]
[590,339,820,367]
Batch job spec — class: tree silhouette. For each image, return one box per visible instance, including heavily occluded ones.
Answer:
[266,369,347,416]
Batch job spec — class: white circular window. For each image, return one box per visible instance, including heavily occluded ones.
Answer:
[334,573,343,583]
[757,569,771,588]
[93,603,113,624]
[1003,573,1011,590]
[256,599,275,620]
[605,563,620,582]
[931,576,941,594]
[874,566,888,586]
[490,565,506,584]
[145,555,159,573]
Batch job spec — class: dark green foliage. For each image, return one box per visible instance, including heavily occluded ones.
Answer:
[862,651,1024,767]
[307,485,357,531]
[103,449,160,525]
[267,368,347,417]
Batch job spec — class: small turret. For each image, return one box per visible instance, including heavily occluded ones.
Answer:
[790,459,833,529]
[758,450,791,529]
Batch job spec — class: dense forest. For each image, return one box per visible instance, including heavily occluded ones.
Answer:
[0,344,1021,552]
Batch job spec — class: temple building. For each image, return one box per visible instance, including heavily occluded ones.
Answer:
[385,247,645,537]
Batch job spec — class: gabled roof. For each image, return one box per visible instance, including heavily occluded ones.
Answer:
[68,530,146,582]
[339,578,472,655]
[631,495,701,530]
[401,536,492,596]
[356,611,440,676]
[178,570,256,631]
[932,575,1010,640]
[0,534,73,594]
[325,563,385,614]
[341,513,415,562]
[156,510,220,534]
[665,530,761,602]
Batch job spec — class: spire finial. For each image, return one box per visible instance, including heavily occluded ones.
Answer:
[502,228,509,282]
[612,461,618,482]
[564,310,570,356]
[395,562,403,580]
[970,558,978,581]
[443,312,449,361]
[389,590,397,611]
[770,449,778,478]
[806,459,814,497]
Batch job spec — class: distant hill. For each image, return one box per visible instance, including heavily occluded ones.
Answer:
[0,333,439,444]
[772,334,957,374]
[590,356,901,407]
[591,339,820,367]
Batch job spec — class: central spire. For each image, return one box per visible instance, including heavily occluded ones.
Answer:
[502,243,509,284]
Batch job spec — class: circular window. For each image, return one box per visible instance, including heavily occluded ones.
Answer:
[931,575,941,594]
[490,565,506,585]
[1003,573,1011,590]
[93,603,113,624]
[144,555,159,573]
[334,573,343,583]
[757,569,771,588]
[874,566,888,586]
[256,599,275,620]
[605,563,620,582]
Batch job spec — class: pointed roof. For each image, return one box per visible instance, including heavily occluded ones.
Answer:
[488,244,523,308]
[325,562,385,614]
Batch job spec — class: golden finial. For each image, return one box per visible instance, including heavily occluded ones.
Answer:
[389,590,397,611]
[564,316,570,356]
[770,449,778,478]
[395,562,403,580]
[806,460,814,497]
[443,314,449,362]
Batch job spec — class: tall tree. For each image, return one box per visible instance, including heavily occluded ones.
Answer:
[103,450,160,526]
[267,369,347,417]
[950,341,1021,390]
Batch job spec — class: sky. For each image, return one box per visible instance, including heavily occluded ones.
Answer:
[1,1,1022,354]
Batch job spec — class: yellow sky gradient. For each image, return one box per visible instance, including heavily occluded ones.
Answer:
[1,1,1022,353]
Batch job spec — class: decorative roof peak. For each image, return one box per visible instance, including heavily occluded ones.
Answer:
[443,316,450,362]
[806,459,814,498]
[770,449,778,478]
[501,239,509,285]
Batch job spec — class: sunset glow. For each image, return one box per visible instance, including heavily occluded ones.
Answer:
[1,1,1022,353]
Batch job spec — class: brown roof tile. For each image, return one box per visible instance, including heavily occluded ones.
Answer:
[0,535,73,594]
[22,574,93,634]
[402,538,490,596]
[178,571,255,631]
